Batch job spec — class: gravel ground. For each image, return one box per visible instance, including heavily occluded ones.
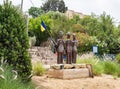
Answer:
[32,75,120,89]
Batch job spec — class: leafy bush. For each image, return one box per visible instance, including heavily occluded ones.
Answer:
[116,53,120,63]
[32,62,46,76]
[104,61,120,76]
[29,16,50,45]
[93,61,104,75]
[0,0,32,80]
[0,61,35,89]
[76,33,98,53]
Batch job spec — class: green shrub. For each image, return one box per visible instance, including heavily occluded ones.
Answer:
[116,53,120,63]
[77,33,94,53]
[32,62,46,76]
[93,61,104,75]
[0,0,32,80]
[104,61,120,76]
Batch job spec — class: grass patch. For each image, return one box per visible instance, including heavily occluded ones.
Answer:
[32,62,46,76]
[93,61,104,76]
[77,57,120,77]
[77,58,96,64]
[104,61,120,76]
[116,53,120,63]
[0,63,35,89]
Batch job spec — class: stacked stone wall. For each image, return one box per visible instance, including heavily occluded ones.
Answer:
[29,47,57,65]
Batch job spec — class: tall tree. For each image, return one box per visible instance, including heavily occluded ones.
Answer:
[0,0,32,80]
[41,0,67,13]
[58,0,67,13]
[28,7,44,18]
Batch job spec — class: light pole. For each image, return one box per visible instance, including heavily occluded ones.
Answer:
[24,12,29,36]
[21,0,23,11]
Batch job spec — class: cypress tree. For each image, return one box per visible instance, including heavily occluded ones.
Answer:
[0,0,32,80]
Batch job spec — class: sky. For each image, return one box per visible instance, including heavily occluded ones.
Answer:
[0,0,120,23]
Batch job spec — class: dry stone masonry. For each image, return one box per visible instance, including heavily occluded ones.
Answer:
[29,47,57,65]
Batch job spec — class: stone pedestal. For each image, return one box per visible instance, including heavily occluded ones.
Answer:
[48,68,89,79]
[47,64,94,79]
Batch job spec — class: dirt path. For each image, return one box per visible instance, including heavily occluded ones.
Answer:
[32,75,120,89]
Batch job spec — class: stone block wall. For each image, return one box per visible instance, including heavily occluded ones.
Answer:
[29,47,57,65]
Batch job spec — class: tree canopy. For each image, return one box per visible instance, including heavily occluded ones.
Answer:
[28,7,44,18]
[41,0,67,13]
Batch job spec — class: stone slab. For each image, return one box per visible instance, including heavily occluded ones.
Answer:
[47,68,90,79]
[50,64,87,69]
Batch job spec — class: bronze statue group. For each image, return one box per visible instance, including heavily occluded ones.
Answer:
[55,31,78,64]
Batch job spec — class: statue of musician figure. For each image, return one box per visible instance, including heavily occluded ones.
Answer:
[65,32,72,64]
[56,31,64,64]
[72,33,78,63]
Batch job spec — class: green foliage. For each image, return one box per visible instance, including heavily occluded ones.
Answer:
[77,57,104,75]
[79,12,120,54]
[0,0,32,80]
[93,61,104,75]
[77,57,120,77]
[28,7,120,54]
[29,16,51,45]
[46,11,70,39]
[58,0,67,13]
[71,24,86,33]
[96,12,118,54]
[115,53,120,63]
[28,11,71,45]
[77,58,96,64]
[76,33,96,53]
[0,61,35,89]
[28,7,44,18]
[104,61,120,76]
[79,15,101,36]
[41,0,67,13]
[32,62,46,76]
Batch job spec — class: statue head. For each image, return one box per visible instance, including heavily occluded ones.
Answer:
[73,33,76,40]
[58,31,63,38]
[66,32,71,39]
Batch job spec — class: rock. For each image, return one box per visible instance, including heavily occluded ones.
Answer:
[50,64,87,69]
[50,64,64,70]
[73,64,86,69]
[43,65,50,70]
[64,64,74,69]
